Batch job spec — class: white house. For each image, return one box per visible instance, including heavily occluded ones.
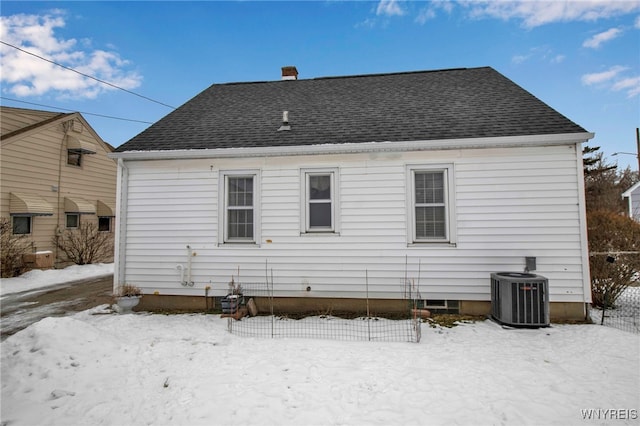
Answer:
[111,66,594,320]
[622,182,640,222]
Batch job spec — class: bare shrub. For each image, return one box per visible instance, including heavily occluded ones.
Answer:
[116,283,142,297]
[55,221,114,265]
[588,211,640,308]
[0,217,31,277]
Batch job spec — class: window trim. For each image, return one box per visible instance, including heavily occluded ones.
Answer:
[219,170,260,245]
[300,168,340,234]
[406,164,456,245]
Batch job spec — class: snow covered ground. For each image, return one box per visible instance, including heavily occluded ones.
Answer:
[0,263,113,297]
[1,265,639,425]
[0,264,114,338]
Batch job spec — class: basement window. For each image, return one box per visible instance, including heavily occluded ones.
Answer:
[421,299,459,313]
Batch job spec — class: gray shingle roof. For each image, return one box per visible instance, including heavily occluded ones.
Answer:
[115,67,587,153]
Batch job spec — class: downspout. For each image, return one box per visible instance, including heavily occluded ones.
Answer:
[55,121,71,262]
[114,158,129,293]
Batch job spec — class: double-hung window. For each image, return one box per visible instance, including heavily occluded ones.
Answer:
[301,168,338,233]
[408,165,455,244]
[222,171,259,243]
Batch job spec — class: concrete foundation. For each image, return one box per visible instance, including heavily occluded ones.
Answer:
[459,300,588,321]
[136,295,588,322]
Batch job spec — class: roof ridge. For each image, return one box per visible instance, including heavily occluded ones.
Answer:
[312,66,485,81]
[215,66,492,86]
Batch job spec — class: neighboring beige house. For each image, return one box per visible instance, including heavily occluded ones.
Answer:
[1,106,117,267]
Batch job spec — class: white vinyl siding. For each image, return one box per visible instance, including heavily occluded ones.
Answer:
[118,144,587,304]
[624,183,640,221]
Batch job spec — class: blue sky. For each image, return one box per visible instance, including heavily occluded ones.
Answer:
[1,1,639,170]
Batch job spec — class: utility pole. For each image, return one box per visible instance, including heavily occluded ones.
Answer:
[636,127,640,176]
[612,128,640,177]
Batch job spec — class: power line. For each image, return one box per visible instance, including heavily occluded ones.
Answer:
[0,40,176,110]
[1,97,155,124]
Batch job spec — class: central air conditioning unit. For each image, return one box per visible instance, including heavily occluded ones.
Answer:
[491,272,549,327]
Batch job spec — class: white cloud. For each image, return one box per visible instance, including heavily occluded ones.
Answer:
[367,1,638,30]
[511,54,531,64]
[415,0,455,24]
[415,7,437,24]
[582,66,639,97]
[0,11,141,99]
[635,15,640,28]
[583,27,623,48]
[611,75,640,97]
[511,46,564,65]
[464,0,640,28]
[376,0,405,17]
[355,17,377,29]
[581,65,628,85]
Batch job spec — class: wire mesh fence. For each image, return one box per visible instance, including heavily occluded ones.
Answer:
[228,314,421,343]
[223,280,422,343]
[589,285,640,334]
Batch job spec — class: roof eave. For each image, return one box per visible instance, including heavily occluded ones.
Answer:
[110,132,595,161]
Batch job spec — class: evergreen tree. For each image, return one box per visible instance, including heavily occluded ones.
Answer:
[582,145,602,177]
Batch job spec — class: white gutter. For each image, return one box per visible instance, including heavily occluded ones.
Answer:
[109,132,595,161]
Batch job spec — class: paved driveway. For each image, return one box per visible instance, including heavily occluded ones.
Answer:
[0,274,114,340]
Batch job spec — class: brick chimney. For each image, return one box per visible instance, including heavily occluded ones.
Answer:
[281,66,298,80]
